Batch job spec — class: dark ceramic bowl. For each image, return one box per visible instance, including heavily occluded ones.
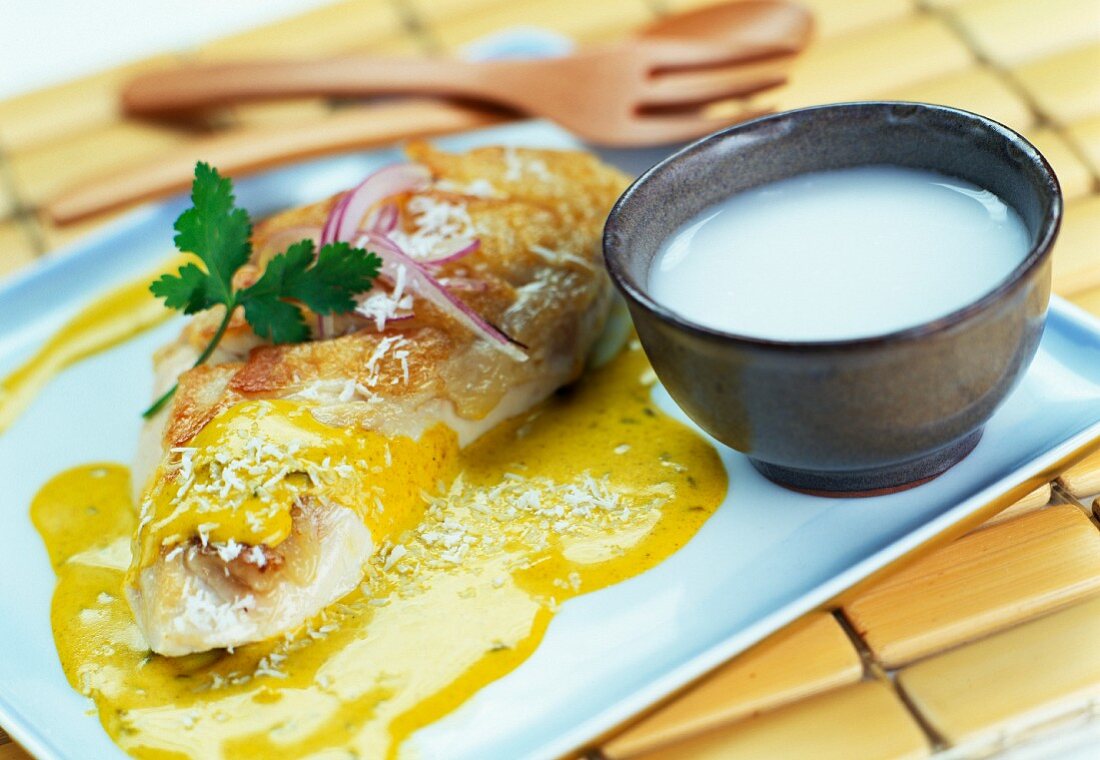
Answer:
[603,102,1061,495]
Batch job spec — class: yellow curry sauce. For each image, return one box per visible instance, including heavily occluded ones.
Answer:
[0,255,190,434]
[20,270,728,759]
[136,402,457,568]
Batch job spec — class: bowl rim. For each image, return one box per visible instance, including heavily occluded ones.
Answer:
[602,101,1063,351]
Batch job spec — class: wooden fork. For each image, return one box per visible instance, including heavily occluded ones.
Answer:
[123,40,801,147]
[50,1,812,222]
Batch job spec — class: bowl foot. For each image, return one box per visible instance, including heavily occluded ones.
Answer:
[749,428,984,498]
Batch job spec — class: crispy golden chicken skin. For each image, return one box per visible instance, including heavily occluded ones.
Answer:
[128,143,629,655]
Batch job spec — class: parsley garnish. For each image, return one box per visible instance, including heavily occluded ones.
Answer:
[142,163,382,418]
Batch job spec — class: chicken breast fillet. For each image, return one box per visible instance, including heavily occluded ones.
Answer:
[127,143,629,656]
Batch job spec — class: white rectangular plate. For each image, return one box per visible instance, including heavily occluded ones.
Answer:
[2,121,1100,760]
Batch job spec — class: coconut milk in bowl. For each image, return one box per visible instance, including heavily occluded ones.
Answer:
[650,165,1031,342]
[603,102,1061,495]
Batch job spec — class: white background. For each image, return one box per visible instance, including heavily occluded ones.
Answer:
[0,0,334,99]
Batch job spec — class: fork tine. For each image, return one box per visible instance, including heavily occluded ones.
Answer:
[639,38,802,72]
[639,0,814,68]
[641,64,787,107]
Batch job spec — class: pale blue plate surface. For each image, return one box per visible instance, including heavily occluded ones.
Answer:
[1,120,1099,760]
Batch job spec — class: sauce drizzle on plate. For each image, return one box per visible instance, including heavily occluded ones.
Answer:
[0,255,189,434]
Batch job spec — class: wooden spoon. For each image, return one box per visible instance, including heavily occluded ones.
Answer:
[47,1,813,224]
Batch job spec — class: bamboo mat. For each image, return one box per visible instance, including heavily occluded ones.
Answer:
[1,0,1100,758]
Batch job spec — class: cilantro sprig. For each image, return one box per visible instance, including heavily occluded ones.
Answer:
[143,163,382,418]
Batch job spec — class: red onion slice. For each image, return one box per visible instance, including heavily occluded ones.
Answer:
[320,194,349,246]
[371,203,399,235]
[318,193,353,335]
[322,164,431,245]
[317,165,426,337]
[422,238,480,267]
[317,163,522,361]
[356,232,527,362]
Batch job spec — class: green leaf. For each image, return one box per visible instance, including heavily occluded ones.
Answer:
[241,240,382,317]
[236,239,313,304]
[241,295,310,344]
[237,240,382,344]
[150,262,217,314]
[170,162,251,307]
[294,242,383,314]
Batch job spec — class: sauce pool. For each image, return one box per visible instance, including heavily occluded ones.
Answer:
[649,165,1030,341]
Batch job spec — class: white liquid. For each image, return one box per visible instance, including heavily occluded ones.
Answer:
[649,166,1030,341]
